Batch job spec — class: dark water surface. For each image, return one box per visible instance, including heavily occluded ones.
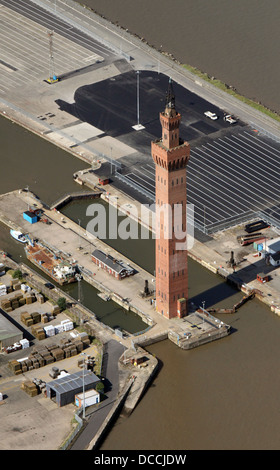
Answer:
[83,0,280,114]
[0,115,88,206]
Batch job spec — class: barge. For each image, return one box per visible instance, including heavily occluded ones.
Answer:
[24,242,77,285]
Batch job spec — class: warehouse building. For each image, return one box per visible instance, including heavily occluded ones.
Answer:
[46,370,100,407]
[91,249,134,280]
[0,313,23,350]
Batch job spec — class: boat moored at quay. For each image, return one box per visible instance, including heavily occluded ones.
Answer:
[24,241,77,285]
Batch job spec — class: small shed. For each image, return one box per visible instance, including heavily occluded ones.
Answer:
[257,272,269,283]
[23,211,38,224]
[98,177,110,185]
[46,370,100,407]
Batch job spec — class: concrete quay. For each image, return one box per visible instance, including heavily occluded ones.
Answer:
[0,188,233,350]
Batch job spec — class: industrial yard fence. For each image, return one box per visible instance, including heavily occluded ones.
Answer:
[59,410,84,450]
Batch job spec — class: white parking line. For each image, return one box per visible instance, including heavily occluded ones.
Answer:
[191,148,275,209]
[1,11,98,63]
[206,141,280,199]
[126,173,155,191]
[212,139,280,189]
[3,0,111,56]
[243,131,280,156]
[224,134,280,173]
[187,183,236,218]
[188,163,249,211]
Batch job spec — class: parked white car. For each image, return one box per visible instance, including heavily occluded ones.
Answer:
[204,111,218,120]
[224,114,237,124]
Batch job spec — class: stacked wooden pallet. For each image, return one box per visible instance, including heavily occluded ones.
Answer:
[21,380,38,397]
[8,359,22,375]
[31,324,46,341]
[8,333,91,374]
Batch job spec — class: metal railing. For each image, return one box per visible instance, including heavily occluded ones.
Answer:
[114,170,155,201]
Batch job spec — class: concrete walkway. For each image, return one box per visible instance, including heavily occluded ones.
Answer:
[70,339,125,450]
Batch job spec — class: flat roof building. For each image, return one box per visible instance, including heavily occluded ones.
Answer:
[46,370,100,407]
[265,237,280,254]
[0,312,23,349]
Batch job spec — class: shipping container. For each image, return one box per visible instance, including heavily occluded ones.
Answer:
[23,211,38,224]
[75,388,100,408]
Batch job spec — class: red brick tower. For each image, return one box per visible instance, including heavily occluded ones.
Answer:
[151,78,190,319]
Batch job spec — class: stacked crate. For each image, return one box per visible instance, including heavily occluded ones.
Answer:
[11,279,21,291]
[8,333,91,374]
[1,298,12,312]
[31,312,41,324]
[31,324,46,340]
[41,313,50,324]
[44,325,55,337]
[46,301,60,317]
[51,347,64,361]
[61,320,74,331]
[36,293,45,304]
[44,354,55,365]
[21,380,38,397]
[72,338,84,353]
[25,294,34,305]
[52,305,60,316]
[80,332,90,348]
[0,290,36,312]
[8,360,22,375]
[20,361,28,373]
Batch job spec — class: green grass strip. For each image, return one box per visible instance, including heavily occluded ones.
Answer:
[183,64,280,123]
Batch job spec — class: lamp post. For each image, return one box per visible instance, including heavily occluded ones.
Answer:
[132,71,145,130]
[78,218,82,249]
[136,70,140,126]
[81,352,86,419]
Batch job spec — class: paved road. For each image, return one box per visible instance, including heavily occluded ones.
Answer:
[70,339,125,450]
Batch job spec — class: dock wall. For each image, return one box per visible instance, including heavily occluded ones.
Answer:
[50,191,101,211]
[84,377,135,450]
[169,327,230,350]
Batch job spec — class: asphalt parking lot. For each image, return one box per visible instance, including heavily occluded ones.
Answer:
[0,0,114,94]
[56,69,280,233]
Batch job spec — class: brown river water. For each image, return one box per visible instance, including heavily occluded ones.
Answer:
[79,0,280,449]
[83,0,280,115]
[1,0,280,449]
